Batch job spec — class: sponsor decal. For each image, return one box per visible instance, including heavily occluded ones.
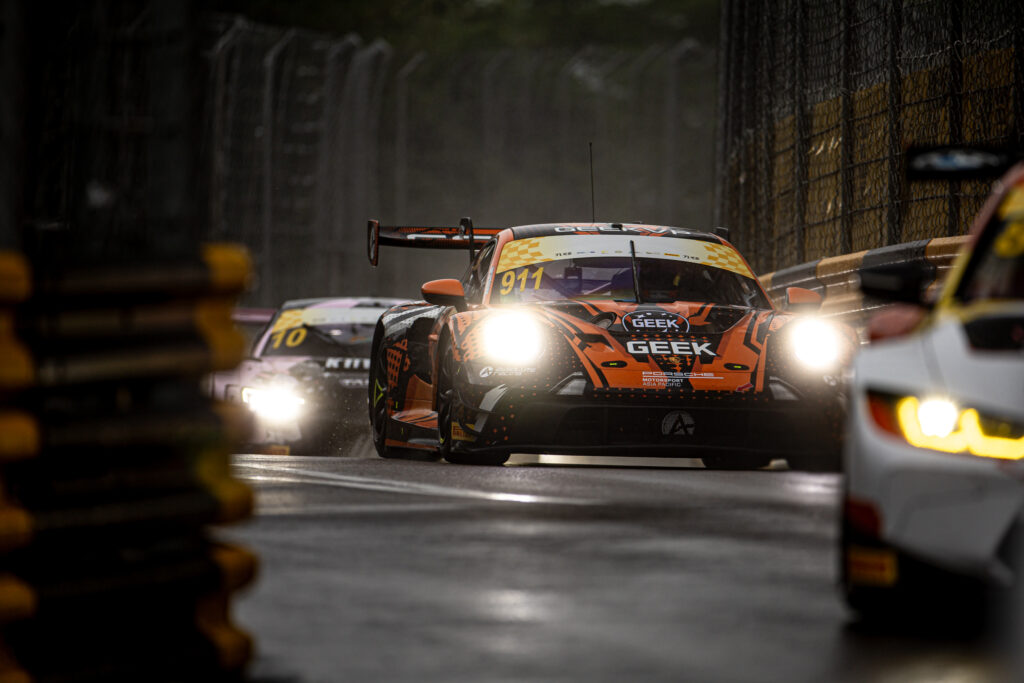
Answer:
[642,371,720,387]
[339,378,369,389]
[661,410,696,436]
[724,362,749,371]
[625,339,716,358]
[326,357,371,371]
[622,310,689,333]
[553,225,693,236]
[601,360,627,368]
[480,365,536,378]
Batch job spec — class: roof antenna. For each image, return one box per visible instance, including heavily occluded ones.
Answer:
[589,142,596,224]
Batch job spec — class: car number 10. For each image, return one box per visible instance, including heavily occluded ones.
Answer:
[270,327,307,349]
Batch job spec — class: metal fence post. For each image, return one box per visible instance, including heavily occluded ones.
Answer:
[260,30,294,305]
[794,0,808,264]
[947,0,963,237]
[0,1,23,249]
[395,52,425,224]
[887,0,903,246]
[839,0,853,256]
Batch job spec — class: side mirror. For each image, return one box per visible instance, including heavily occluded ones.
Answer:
[858,263,931,307]
[422,279,467,312]
[785,286,822,312]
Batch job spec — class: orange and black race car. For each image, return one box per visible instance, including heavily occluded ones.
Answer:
[367,219,857,469]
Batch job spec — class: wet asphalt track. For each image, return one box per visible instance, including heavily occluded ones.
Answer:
[227,446,1008,683]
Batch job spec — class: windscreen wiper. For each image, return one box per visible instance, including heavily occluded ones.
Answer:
[630,240,644,304]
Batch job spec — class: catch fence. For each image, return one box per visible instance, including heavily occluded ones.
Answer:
[202,16,719,305]
[716,0,1024,273]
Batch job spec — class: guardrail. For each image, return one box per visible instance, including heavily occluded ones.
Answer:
[758,236,968,334]
[0,245,257,681]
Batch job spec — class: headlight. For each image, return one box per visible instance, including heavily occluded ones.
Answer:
[867,392,1024,460]
[242,386,306,422]
[481,312,543,365]
[790,319,840,369]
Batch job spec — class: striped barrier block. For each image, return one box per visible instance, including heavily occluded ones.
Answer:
[0,245,257,680]
[759,236,970,337]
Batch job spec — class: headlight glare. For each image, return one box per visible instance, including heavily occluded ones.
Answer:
[481,312,542,365]
[915,398,958,438]
[242,386,305,422]
[791,319,840,369]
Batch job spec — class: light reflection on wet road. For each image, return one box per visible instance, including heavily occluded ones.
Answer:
[228,453,1007,683]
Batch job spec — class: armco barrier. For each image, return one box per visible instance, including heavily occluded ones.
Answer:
[758,236,969,335]
[0,245,256,681]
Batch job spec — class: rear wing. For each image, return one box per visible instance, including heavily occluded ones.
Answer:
[368,217,503,266]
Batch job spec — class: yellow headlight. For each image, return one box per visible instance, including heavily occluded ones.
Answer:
[895,396,1024,460]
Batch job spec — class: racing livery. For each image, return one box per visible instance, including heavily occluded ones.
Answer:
[220,297,404,454]
[842,152,1024,617]
[368,220,856,468]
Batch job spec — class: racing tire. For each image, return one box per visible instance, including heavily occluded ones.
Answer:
[786,451,842,473]
[437,342,508,466]
[700,454,772,470]
[370,341,435,460]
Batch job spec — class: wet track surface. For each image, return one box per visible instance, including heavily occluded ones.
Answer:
[228,449,1006,683]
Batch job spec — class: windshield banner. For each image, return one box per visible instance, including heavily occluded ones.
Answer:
[271,306,385,333]
[495,235,753,278]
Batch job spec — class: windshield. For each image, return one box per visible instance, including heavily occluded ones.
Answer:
[490,235,769,307]
[257,306,384,358]
[957,207,1024,302]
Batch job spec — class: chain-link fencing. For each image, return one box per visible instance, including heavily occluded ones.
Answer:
[716,0,1024,274]
[202,15,719,306]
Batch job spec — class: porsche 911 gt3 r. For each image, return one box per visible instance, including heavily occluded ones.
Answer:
[367,219,856,468]
[223,296,404,454]
[842,151,1024,617]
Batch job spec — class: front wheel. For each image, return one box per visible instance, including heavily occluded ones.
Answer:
[436,343,508,466]
[700,454,772,470]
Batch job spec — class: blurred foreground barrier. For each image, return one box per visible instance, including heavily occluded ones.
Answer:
[0,246,256,681]
[758,236,968,335]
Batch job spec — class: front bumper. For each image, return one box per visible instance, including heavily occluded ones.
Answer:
[449,386,842,459]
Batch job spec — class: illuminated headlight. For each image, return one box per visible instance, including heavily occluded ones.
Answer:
[867,392,1024,460]
[242,386,306,422]
[481,312,542,365]
[790,319,840,369]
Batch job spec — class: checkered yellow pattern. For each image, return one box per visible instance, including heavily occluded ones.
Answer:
[496,238,550,272]
[271,309,304,333]
[698,242,752,277]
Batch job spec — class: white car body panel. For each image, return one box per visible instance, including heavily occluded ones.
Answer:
[846,309,1024,585]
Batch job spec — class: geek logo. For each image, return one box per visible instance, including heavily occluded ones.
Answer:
[625,339,716,358]
[622,310,689,333]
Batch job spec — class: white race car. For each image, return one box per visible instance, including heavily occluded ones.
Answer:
[841,152,1024,618]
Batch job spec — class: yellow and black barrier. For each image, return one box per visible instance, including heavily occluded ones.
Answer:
[759,235,968,336]
[0,245,257,681]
